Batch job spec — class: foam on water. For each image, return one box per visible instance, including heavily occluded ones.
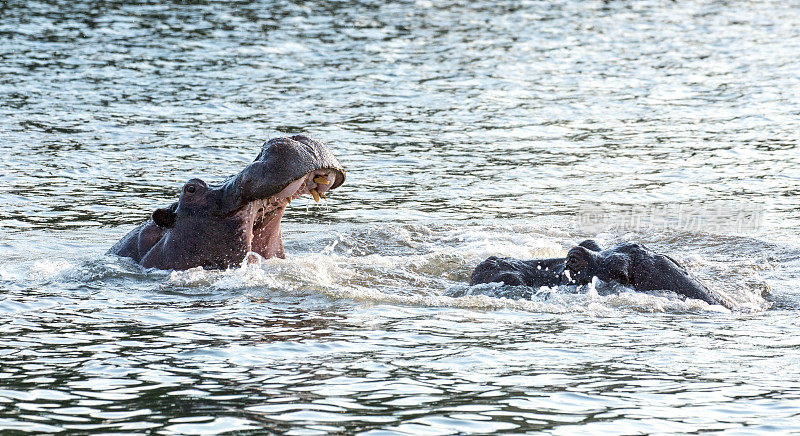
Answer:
[78,222,773,314]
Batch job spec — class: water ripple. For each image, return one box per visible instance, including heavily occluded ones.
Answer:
[2,0,800,433]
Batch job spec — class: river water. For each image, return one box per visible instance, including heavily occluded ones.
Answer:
[2,0,800,434]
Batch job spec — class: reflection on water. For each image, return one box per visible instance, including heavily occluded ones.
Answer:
[2,0,800,433]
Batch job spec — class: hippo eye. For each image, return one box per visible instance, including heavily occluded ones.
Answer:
[185,184,196,194]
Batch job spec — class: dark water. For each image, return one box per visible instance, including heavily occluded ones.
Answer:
[2,0,800,433]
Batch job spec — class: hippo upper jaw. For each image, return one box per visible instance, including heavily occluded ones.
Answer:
[217,136,346,216]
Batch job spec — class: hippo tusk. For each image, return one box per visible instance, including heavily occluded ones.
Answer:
[310,188,321,202]
[313,176,330,185]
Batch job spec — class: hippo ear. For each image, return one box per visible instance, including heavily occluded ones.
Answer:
[578,239,602,252]
[606,255,630,285]
[152,208,177,228]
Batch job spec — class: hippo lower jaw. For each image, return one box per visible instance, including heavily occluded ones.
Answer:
[234,169,338,260]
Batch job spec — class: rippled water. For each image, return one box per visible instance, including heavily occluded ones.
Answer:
[2,0,800,433]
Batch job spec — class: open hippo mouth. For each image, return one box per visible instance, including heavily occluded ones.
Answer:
[108,135,345,270]
[236,168,341,260]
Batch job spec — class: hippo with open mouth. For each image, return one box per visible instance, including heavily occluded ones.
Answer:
[108,135,345,270]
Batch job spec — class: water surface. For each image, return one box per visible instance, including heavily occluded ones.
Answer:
[2,0,800,433]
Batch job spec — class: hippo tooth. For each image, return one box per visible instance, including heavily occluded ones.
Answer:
[310,188,320,202]
[313,176,330,185]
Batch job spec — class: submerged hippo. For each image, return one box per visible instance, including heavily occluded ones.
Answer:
[472,240,733,308]
[108,135,345,270]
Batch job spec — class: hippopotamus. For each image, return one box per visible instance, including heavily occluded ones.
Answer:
[472,240,734,308]
[108,135,345,270]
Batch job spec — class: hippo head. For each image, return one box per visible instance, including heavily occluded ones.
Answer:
[564,240,633,287]
[120,135,345,270]
[564,245,600,285]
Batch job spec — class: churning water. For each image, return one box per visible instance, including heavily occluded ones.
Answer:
[2,0,800,433]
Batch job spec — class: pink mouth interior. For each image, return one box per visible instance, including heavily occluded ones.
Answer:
[238,169,338,260]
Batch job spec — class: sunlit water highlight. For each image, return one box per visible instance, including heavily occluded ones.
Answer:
[2,0,800,434]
